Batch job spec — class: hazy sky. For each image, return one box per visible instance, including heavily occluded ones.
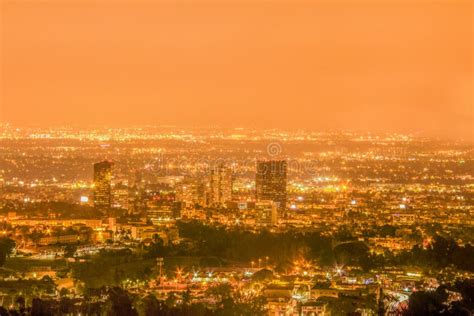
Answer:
[1,0,472,139]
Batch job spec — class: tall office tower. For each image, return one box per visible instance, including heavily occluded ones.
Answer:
[112,182,129,210]
[255,201,278,226]
[176,180,200,207]
[208,163,233,207]
[256,160,287,210]
[93,161,113,211]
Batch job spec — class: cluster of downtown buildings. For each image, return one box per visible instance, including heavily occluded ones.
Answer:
[0,125,472,315]
[92,159,287,227]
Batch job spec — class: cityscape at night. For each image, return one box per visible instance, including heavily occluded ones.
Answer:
[0,125,472,315]
[0,0,472,315]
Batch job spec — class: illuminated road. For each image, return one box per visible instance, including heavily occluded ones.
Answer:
[385,290,409,315]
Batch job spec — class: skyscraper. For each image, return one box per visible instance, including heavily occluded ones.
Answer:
[176,180,205,207]
[255,201,278,226]
[209,163,233,207]
[93,160,113,211]
[112,182,129,210]
[256,160,287,210]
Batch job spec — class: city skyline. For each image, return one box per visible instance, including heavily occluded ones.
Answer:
[0,124,472,315]
[0,0,472,314]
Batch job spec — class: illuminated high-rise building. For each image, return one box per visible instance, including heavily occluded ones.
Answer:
[176,180,205,207]
[256,160,287,210]
[209,163,233,207]
[112,182,129,210]
[255,201,278,226]
[93,161,113,211]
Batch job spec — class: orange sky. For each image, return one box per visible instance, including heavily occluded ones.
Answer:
[1,0,472,139]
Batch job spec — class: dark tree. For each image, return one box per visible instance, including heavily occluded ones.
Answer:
[31,298,55,316]
[0,238,15,266]
[103,287,138,316]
